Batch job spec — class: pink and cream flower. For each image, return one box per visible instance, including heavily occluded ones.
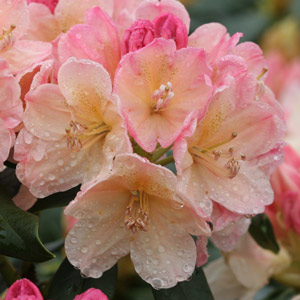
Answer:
[65,154,210,289]
[174,72,285,217]
[0,58,23,170]
[114,38,212,152]
[14,58,131,198]
[0,0,52,74]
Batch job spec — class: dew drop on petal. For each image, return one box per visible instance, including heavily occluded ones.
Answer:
[70,237,77,244]
[152,278,164,289]
[81,247,89,254]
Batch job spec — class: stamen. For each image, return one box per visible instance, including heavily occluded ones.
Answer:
[256,68,268,80]
[0,24,16,51]
[152,82,174,112]
[65,120,111,152]
[190,132,244,179]
[240,153,246,161]
[205,132,237,151]
[225,158,241,178]
[124,190,150,233]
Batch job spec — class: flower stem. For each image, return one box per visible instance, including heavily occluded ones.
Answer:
[0,255,19,286]
[156,156,175,166]
[150,145,172,162]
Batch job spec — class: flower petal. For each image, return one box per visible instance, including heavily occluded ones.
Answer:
[188,23,242,64]
[0,0,29,39]
[196,236,208,267]
[193,162,274,215]
[131,214,196,289]
[0,121,14,169]
[24,3,60,42]
[12,184,37,211]
[65,178,130,278]
[84,6,121,76]
[15,129,113,198]
[58,58,112,124]
[1,40,52,74]
[58,21,120,79]
[55,0,113,31]
[24,84,71,141]
[113,153,177,199]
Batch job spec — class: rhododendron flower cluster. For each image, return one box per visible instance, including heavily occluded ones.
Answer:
[0,0,286,291]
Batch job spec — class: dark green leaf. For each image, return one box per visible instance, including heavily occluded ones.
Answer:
[29,186,80,213]
[0,186,55,262]
[48,258,118,300]
[249,214,280,254]
[152,268,214,300]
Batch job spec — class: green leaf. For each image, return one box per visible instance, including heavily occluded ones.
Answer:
[249,214,280,254]
[29,186,80,213]
[152,268,214,300]
[47,258,118,300]
[0,186,55,262]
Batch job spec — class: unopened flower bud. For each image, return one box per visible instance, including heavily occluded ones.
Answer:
[153,13,188,49]
[122,19,155,54]
[4,279,43,300]
[73,288,108,300]
[27,0,58,14]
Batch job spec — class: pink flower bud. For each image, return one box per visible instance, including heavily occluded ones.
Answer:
[73,288,108,300]
[122,19,155,54]
[27,0,58,14]
[281,192,300,235]
[4,279,43,300]
[153,13,188,49]
[267,145,300,237]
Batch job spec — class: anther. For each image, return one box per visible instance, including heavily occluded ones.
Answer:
[0,24,16,51]
[225,158,241,178]
[152,82,175,112]
[212,150,221,160]
[240,153,246,161]
[124,190,149,233]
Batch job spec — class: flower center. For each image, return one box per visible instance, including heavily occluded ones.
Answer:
[65,120,111,152]
[0,24,16,51]
[124,190,150,234]
[190,132,246,179]
[152,82,174,112]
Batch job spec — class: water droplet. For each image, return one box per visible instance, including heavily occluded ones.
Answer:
[57,159,64,166]
[146,249,153,256]
[183,263,194,273]
[48,174,55,180]
[81,247,88,254]
[152,278,164,289]
[71,237,77,244]
[157,245,165,253]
